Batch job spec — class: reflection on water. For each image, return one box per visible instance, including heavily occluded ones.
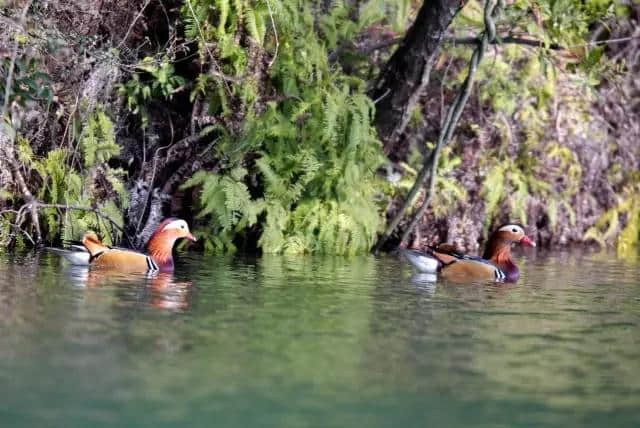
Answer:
[65,267,193,311]
[0,249,639,427]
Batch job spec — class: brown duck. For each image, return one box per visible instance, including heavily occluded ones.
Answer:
[48,218,197,273]
[401,223,536,282]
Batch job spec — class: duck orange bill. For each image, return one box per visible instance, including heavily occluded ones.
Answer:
[520,235,536,247]
[186,232,197,242]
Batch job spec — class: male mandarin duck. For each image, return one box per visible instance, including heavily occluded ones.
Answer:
[48,218,196,273]
[401,223,536,282]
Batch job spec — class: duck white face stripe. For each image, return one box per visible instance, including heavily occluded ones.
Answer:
[499,224,524,234]
[163,219,189,231]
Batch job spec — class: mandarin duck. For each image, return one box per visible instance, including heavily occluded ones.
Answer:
[401,223,536,282]
[48,218,196,273]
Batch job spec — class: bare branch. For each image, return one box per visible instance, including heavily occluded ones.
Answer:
[117,0,153,49]
[265,0,279,69]
[6,153,42,243]
[355,34,640,58]
[29,202,125,233]
[447,36,565,50]
[2,0,33,118]
[1,200,127,247]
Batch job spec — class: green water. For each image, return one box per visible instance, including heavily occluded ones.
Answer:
[0,250,639,427]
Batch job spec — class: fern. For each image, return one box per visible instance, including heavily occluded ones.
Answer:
[218,0,230,33]
[82,111,120,167]
[321,92,339,143]
[181,0,387,254]
[183,168,265,252]
[245,7,266,44]
[9,108,127,245]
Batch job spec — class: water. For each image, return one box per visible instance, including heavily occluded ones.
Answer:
[0,249,639,427]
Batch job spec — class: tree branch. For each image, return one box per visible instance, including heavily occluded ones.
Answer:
[29,202,125,233]
[446,35,564,50]
[5,149,42,244]
[2,0,32,118]
[356,34,640,57]
[371,0,465,150]
[116,0,152,49]
[1,200,128,247]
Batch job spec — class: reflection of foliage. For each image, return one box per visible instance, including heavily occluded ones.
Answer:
[22,253,638,420]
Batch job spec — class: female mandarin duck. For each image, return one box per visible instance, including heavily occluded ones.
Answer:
[401,223,536,282]
[49,218,196,273]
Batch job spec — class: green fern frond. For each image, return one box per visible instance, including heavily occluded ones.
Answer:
[181,0,386,255]
[82,111,120,167]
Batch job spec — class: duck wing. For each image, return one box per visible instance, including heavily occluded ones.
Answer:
[439,257,505,281]
[89,248,158,272]
[51,233,157,273]
[402,245,505,281]
[46,231,156,273]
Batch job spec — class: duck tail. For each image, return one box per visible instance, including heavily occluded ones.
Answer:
[400,248,441,273]
[44,247,90,266]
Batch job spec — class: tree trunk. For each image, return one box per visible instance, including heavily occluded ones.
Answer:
[372,0,466,155]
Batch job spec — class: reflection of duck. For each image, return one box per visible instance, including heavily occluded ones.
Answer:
[410,273,438,296]
[401,223,536,282]
[149,273,193,311]
[48,218,196,273]
[411,272,437,284]
[68,267,193,311]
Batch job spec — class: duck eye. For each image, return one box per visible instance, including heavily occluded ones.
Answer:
[511,228,518,233]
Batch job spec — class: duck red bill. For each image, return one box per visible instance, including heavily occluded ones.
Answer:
[186,232,197,242]
[520,235,536,247]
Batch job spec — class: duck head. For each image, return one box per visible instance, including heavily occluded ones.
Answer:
[491,224,536,248]
[483,223,536,281]
[147,218,197,272]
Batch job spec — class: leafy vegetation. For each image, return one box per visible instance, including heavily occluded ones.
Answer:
[1,111,126,247]
[180,0,386,254]
[1,0,639,256]
[118,57,187,128]
[584,185,640,257]
[386,0,635,249]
